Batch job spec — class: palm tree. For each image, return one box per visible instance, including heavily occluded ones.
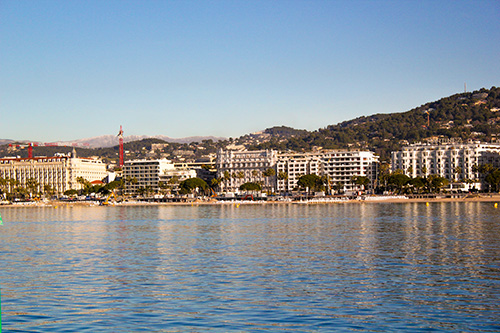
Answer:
[78,176,96,196]
[277,171,288,194]
[223,171,231,192]
[251,170,260,183]
[262,168,276,194]
[211,177,222,192]
[236,171,245,188]
[333,181,344,195]
[454,166,462,182]
[26,178,39,199]
[43,184,55,198]
[0,177,8,198]
[407,166,414,177]
[421,166,428,177]
[355,176,371,193]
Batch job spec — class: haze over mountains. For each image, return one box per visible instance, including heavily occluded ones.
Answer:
[0,135,226,148]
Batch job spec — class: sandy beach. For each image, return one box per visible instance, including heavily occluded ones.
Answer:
[2,194,500,208]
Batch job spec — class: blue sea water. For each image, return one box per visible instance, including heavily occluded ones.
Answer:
[0,202,499,332]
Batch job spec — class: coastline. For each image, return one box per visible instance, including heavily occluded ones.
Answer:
[2,194,500,208]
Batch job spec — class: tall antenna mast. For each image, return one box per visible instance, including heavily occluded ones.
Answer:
[118,125,124,167]
[464,82,467,93]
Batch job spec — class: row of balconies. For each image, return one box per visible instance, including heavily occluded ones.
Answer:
[219,163,270,168]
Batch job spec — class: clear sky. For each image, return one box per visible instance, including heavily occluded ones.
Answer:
[1,0,499,141]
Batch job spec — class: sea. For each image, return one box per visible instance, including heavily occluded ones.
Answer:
[0,202,499,332]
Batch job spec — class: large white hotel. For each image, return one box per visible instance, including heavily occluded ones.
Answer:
[0,154,107,195]
[216,149,379,193]
[391,141,500,183]
[216,149,279,192]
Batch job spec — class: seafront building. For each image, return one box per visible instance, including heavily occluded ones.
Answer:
[391,141,500,185]
[217,149,379,194]
[123,159,196,194]
[276,152,321,193]
[0,154,107,195]
[319,150,379,193]
[216,149,279,193]
[276,150,379,193]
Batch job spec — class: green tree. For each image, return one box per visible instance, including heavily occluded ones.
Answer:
[428,174,449,193]
[297,174,325,194]
[43,184,56,197]
[333,181,344,194]
[26,178,39,198]
[251,170,260,182]
[223,171,231,191]
[408,177,426,193]
[105,180,122,191]
[239,182,262,192]
[64,189,78,197]
[0,177,9,197]
[179,177,208,195]
[211,177,222,190]
[387,173,410,194]
[485,169,500,192]
[421,166,428,177]
[77,177,92,195]
[454,166,463,181]
[378,162,391,190]
[262,168,276,193]
[277,171,289,193]
[352,176,370,192]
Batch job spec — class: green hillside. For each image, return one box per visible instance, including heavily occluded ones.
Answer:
[251,86,500,160]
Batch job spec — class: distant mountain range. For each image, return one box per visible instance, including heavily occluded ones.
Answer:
[0,135,226,148]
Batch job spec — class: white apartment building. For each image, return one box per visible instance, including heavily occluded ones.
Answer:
[391,142,500,183]
[216,149,278,192]
[123,159,196,194]
[0,155,107,195]
[276,152,321,193]
[217,149,379,194]
[276,150,379,193]
[320,150,379,193]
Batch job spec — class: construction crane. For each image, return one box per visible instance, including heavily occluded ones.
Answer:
[118,125,124,167]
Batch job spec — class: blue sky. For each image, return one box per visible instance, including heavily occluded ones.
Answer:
[1,0,499,141]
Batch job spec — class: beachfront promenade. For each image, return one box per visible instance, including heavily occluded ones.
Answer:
[3,193,500,207]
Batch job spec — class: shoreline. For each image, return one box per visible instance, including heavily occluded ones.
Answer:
[2,194,500,208]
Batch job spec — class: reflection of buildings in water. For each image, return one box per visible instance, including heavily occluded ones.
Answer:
[398,202,491,298]
[346,202,496,305]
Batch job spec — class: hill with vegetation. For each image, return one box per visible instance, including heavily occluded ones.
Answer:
[249,86,500,160]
